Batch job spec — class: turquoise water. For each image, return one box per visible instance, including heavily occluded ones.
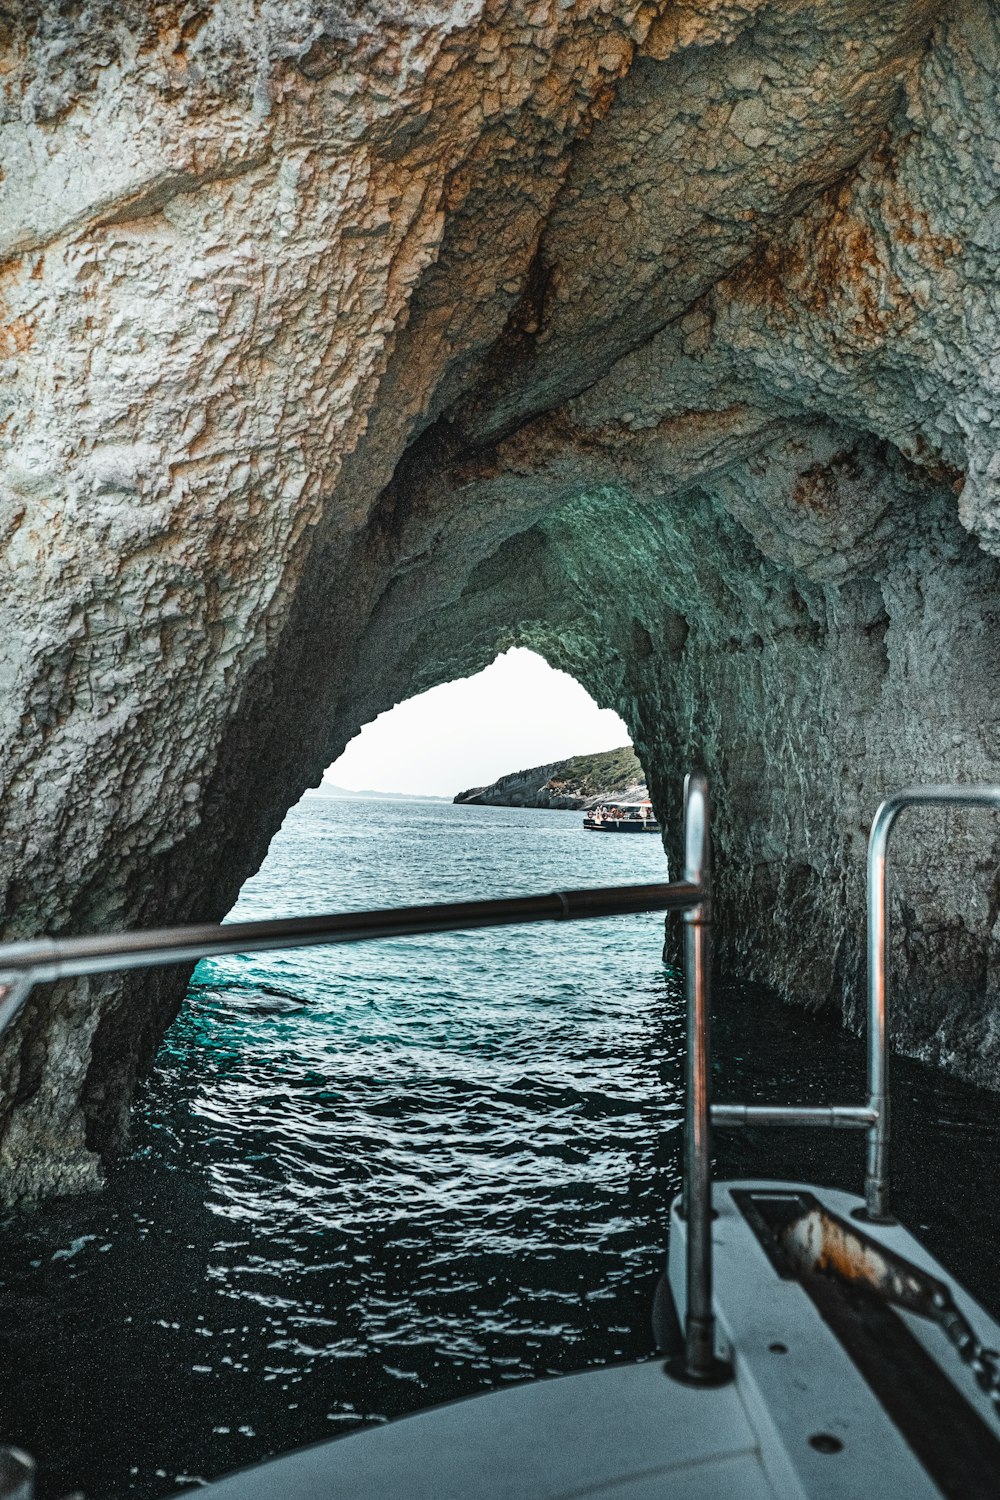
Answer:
[1,794,999,1499]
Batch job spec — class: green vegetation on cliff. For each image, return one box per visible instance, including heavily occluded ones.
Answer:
[454,745,647,809]
[549,745,644,798]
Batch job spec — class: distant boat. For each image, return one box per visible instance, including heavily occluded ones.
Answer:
[583,800,660,832]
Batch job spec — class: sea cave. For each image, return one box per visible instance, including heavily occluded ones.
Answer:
[3,0,1000,1212]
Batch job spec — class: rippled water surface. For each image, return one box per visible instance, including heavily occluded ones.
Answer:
[0,796,999,1499]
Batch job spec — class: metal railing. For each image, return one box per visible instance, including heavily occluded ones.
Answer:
[6,777,987,1396]
[0,881,703,1043]
[673,773,730,1383]
[712,784,1000,1223]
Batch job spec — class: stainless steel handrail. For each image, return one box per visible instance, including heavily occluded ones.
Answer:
[711,1103,877,1130]
[675,772,729,1383]
[0,880,703,1042]
[711,783,1000,1224]
[864,785,1000,1219]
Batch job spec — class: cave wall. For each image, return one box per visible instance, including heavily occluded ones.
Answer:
[3,0,1000,1196]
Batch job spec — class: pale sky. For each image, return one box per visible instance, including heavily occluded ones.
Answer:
[324,648,631,797]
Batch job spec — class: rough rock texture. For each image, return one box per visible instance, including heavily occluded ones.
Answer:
[455,744,648,808]
[5,0,1000,1196]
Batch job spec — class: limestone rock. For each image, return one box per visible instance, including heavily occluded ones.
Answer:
[4,0,1000,1196]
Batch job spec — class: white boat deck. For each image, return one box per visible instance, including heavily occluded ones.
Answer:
[670,1181,1000,1499]
[200,1353,773,1500]
[197,1179,1000,1499]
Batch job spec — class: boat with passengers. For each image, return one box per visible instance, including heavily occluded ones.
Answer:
[0,776,998,1497]
[583,799,660,832]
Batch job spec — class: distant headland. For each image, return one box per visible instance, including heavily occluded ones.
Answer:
[454,746,648,810]
[309,784,449,802]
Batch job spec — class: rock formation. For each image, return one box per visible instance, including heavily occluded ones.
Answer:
[4,0,1000,1196]
[456,745,648,808]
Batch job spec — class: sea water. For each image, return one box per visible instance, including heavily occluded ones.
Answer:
[0,795,999,1499]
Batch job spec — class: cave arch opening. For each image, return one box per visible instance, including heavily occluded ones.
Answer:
[174,638,667,1088]
[181,642,662,1027]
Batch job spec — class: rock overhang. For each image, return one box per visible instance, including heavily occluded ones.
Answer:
[2,0,1000,1197]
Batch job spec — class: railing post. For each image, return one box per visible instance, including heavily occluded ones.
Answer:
[668,774,731,1385]
[865,800,893,1223]
[865,784,1000,1222]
